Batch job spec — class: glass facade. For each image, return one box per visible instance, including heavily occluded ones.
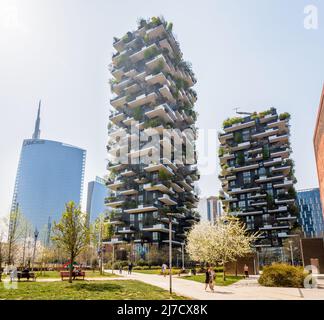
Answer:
[86,177,109,223]
[297,188,324,238]
[11,139,86,232]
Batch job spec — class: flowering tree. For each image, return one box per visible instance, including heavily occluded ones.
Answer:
[186,217,259,280]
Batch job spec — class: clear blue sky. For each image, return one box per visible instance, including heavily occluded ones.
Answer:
[0,0,323,217]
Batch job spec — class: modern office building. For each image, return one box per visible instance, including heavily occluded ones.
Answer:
[198,196,223,223]
[218,108,298,249]
[297,188,324,238]
[11,103,86,233]
[86,177,109,224]
[106,17,199,253]
[314,84,324,218]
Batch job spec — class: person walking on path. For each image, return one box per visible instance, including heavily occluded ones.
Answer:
[204,267,211,291]
[128,262,133,275]
[209,268,215,292]
[244,264,249,278]
[161,263,167,277]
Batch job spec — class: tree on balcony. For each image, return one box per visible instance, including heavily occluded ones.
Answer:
[187,217,259,281]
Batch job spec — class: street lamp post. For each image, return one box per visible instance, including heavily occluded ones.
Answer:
[168,215,172,295]
[32,229,39,271]
[289,240,294,266]
[181,242,185,270]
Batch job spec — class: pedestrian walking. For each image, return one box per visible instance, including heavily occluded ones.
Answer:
[204,267,211,291]
[161,263,167,277]
[128,262,133,275]
[209,268,215,292]
[244,264,249,278]
[119,265,123,275]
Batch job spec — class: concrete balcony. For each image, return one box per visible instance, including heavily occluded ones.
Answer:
[159,85,176,103]
[179,180,194,192]
[270,148,290,159]
[267,206,288,213]
[252,128,279,139]
[107,200,124,208]
[228,186,261,195]
[170,182,185,193]
[113,38,126,52]
[259,114,277,123]
[107,180,124,191]
[124,205,158,214]
[110,96,127,109]
[109,111,125,124]
[127,92,158,109]
[219,153,235,164]
[267,119,289,129]
[224,120,255,133]
[232,163,259,173]
[142,224,173,233]
[111,66,124,81]
[271,165,291,175]
[109,127,126,140]
[112,78,131,95]
[233,210,263,216]
[117,227,136,234]
[145,104,174,123]
[128,146,158,158]
[119,189,138,196]
[255,175,284,183]
[251,201,267,207]
[145,54,172,73]
[269,134,289,144]
[146,24,166,40]
[259,225,290,231]
[145,72,168,86]
[124,69,138,78]
[144,163,174,175]
[120,169,136,177]
[222,197,238,203]
[129,43,159,63]
[231,141,251,152]
[124,83,140,95]
[275,198,296,205]
[122,117,135,126]
[158,194,177,205]
[264,157,282,167]
[249,193,267,199]
[273,180,294,189]
[144,182,170,193]
[218,132,234,144]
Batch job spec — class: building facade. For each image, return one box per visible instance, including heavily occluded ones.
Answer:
[86,177,109,224]
[314,84,324,218]
[198,196,223,223]
[106,17,199,252]
[11,105,86,233]
[218,108,298,249]
[297,188,324,238]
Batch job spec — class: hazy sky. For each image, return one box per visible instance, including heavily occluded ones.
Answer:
[0,0,323,218]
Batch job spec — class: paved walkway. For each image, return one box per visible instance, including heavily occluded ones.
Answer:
[105,270,324,300]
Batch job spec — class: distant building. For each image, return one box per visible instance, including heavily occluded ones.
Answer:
[314,84,324,218]
[11,102,86,232]
[198,196,223,223]
[297,188,324,238]
[86,177,109,223]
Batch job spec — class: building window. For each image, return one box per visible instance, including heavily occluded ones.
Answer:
[243,171,251,184]
[238,201,246,208]
[152,232,158,241]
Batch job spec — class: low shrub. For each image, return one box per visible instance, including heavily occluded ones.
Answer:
[258,263,307,288]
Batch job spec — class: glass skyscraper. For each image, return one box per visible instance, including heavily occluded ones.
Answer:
[86,177,109,223]
[11,103,86,233]
[297,188,324,238]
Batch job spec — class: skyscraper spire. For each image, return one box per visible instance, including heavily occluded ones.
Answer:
[32,100,41,139]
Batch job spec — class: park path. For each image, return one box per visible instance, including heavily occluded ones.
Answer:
[105,270,324,300]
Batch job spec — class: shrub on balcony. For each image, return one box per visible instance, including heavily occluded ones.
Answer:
[258,263,307,288]
[152,60,165,75]
[158,170,173,181]
[144,47,158,60]
[151,16,162,26]
[279,112,291,121]
[234,132,243,144]
[218,147,225,157]
[266,194,275,209]
[223,117,243,128]
[288,186,297,198]
[133,106,143,121]
[236,152,245,166]
[123,200,137,209]
[262,145,270,159]
[166,22,173,32]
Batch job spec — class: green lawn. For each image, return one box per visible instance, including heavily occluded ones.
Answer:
[35,270,118,279]
[0,280,186,300]
[181,273,243,286]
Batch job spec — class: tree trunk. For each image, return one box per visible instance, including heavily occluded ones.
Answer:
[235,261,238,277]
[223,262,226,282]
[69,255,74,283]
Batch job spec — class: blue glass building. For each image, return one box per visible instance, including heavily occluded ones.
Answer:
[11,103,86,232]
[86,177,109,223]
[297,188,324,238]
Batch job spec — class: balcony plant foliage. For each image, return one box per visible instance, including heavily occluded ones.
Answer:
[223,117,243,128]
[186,217,259,281]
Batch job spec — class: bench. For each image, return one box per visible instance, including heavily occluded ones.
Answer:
[60,271,85,281]
[17,272,36,282]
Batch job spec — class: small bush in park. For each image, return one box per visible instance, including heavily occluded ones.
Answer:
[258,263,307,288]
